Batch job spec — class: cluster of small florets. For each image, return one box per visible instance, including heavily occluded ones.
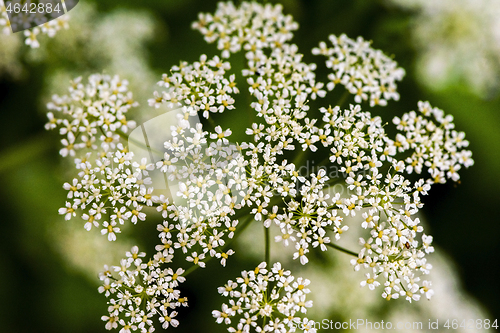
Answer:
[190,1,474,304]
[99,246,188,332]
[393,100,473,183]
[151,107,247,268]
[192,1,298,58]
[313,34,405,106]
[47,74,151,242]
[213,262,317,333]
[58,148,154,241]
[148,54,237,119]
[46,74,137,157]
[45,1,475,331]
[0,0,69,48]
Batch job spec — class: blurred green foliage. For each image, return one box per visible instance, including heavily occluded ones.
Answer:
[0,0,499,331]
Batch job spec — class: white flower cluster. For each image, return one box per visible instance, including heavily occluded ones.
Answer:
[46,74,137,157]
[99,246,188,332]
[192,1,298,58]
[0,0,69,48]
[313,34,405,106]
[393,101,473,183]
[240,99,443,301]
[190,1,474,304]
[146,53,252,270]
[388,0,500,96]
[149,54,237,119]
[213,262,316,333]
[151,110,247,268]
[58,149,154,241]
[43,1,476,331]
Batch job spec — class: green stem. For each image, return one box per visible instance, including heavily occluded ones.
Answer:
[182,264,199,277]
[265,225,270,267]
[292,147,308,166]
[317,155,331,167]
[337,90,351,109]
[325,242,358,257]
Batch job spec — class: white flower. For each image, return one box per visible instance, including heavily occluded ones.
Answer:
[101,221,120,241]
[360,273,381,290]
[159,310,179,329]
[59,150,153,240]
[420,280,434,300]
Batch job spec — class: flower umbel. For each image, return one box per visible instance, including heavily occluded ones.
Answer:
[213,262,316,333]
[43,1,475,331]
[99,247,187,332]
[46,74,137,157]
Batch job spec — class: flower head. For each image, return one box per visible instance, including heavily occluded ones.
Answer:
[214,262,315,332]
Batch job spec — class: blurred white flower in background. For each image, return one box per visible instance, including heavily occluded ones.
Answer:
[34,2,160,118]
[389,0,500,97]
[0,0,69,50]
[0,33,23,77]
[1,1,159,112]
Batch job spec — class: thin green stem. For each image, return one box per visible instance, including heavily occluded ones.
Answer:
[292,148,308,166]
[182,264,199,277]
[325,242,358,257]
[206,116,217,130]
[337,89,351,109]
[265,225,270,267]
